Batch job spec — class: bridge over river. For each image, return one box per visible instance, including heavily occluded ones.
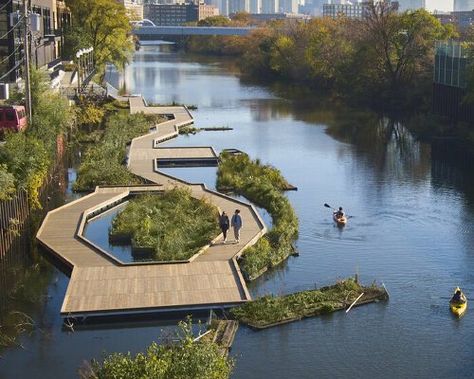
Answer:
[133,25,256,40]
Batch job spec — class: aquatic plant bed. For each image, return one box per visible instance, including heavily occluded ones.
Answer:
[231,278,388,329]
[109,188,220,261]
[217,152,299,281]
[74,112,166,191]
[85,319,233,378]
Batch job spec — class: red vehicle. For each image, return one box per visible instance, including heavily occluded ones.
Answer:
[0,105,27,133]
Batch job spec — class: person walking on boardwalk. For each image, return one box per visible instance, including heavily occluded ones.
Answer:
[231,209,243,244]
[219,211,230,243]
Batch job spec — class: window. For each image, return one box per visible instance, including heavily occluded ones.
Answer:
[6,111,15,121]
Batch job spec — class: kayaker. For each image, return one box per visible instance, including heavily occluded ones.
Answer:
[451,288,466,304]
[334,207,345,219]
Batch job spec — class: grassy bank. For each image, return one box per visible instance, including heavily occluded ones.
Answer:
[0,68,73,207]
[74,112,164,191]
[81,319,233,379]
[109,188,220,261]
[216,152,298,280]
[231,278,388,329]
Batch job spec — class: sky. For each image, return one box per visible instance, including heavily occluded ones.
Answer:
[425,0,452,12]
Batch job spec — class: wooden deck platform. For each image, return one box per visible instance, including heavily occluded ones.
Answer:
[155,147,218,167]
[36,96,267,318]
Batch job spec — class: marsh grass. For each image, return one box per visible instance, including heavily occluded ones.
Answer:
[216,152,298,280]
[74,112,165,191]
[109,188,220,261]
[231,278,387,328]
[81,319,233,379]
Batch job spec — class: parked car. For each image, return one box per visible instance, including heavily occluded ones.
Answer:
[0,105,27,134]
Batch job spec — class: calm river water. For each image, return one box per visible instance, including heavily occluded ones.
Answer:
[2,45,474,378]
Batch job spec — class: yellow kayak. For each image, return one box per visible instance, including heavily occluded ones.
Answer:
[450,287,467,317]
[333,214,347,226]
[450,300,467,317]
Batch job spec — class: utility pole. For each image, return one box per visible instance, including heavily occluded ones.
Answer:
[23,0,32,121]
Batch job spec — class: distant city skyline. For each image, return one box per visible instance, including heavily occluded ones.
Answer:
[426,0,452,11]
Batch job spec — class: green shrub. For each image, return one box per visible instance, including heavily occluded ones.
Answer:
[84,319,233,379]
[0,164,16,201]
[0,67,74,207]
[0,133,51,207]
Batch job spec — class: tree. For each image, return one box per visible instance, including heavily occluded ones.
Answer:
[197,15,231,27]
[65,0,133,72]
[360,5,456,94]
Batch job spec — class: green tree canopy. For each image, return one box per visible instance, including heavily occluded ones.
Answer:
[198,15,231,27]
[65,0,133,71]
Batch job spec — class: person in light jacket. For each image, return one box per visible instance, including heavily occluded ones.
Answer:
[231,209,243,243]
[219,211,230,243]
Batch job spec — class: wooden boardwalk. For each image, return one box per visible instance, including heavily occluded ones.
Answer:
[36,97,267,317]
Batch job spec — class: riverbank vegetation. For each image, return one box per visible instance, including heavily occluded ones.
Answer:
[73,112,164,191]
[0,69,73,207]
[217,152,298,280]
[0,262,53,350]
[81,319,233,379]
[188,5,455,112]
[231,278,388,329]
[109,189,220,261]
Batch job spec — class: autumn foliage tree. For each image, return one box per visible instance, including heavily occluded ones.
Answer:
[190,7,456,110]
[65,0,133,72]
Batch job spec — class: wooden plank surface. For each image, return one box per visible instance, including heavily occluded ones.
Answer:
[37,98,266,317]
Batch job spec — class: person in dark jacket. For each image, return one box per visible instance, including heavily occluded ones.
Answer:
[219,211,230,243]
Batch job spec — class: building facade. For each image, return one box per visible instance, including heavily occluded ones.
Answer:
[323,2,368,19]
[279,0,298,13]
[323,0,398,19]
[433,41,474,122]
[454,0,474,12]
[228,0,250,14]
[261,0,279,13]
[144,2,219,25]
[117,0,145,20]
[397,0,425,11]
[0,0,70,83]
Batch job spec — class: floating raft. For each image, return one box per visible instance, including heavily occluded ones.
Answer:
[231,278,388,330]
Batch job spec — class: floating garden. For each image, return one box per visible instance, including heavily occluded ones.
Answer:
[231,278,389,329]
[74,112,165,191]
[108,188,220,262]
[216,152,299,280]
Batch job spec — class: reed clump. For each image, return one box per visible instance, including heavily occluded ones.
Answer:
[109,188,220,261]
[216,152,298,280]
[74,112,165,191]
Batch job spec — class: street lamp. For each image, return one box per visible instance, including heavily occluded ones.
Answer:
[75,47,93,93]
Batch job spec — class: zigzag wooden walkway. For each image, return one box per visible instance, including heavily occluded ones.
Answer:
[36,97,266,317]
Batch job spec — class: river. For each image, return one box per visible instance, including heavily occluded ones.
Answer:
[1,45,474,378]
